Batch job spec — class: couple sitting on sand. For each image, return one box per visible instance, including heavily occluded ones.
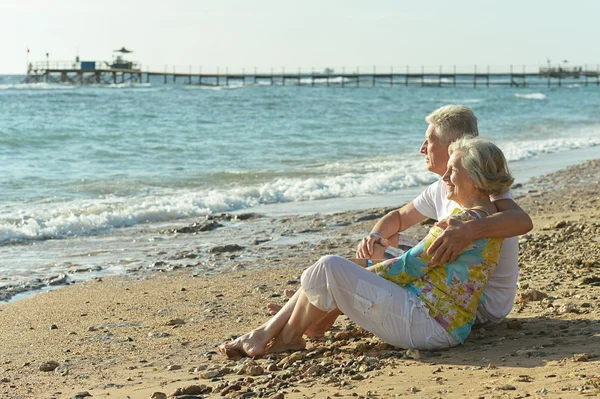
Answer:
[219,105,533,357]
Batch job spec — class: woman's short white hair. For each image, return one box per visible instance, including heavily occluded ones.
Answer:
[426,105,478,144]
[448,137,514,197]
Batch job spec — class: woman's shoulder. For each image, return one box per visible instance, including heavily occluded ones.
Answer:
[449,206,497,220]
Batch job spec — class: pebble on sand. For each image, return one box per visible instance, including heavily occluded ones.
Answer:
[39,361,60,372]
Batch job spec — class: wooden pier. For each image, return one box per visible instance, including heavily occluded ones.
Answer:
[24,63,600,88]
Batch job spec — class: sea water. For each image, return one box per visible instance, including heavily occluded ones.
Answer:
[1,75,599,300]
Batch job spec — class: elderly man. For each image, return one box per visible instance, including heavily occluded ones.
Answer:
[356,104,533,326]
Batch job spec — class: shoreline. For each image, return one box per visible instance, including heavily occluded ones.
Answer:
[2,147,599,305]
[0,159,598,398]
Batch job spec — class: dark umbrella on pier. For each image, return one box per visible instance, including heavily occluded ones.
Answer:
[114,47,133,53]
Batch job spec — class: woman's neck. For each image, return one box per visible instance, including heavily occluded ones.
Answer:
[458,193,496,213]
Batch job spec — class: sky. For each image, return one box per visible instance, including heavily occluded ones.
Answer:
[2,0,600,74]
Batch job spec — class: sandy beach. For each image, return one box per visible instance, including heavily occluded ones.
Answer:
[1,160,599,399]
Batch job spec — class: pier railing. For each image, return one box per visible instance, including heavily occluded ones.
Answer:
[24,62,600,87]
[138,64,600,76]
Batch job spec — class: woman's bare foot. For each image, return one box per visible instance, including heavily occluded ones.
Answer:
[265,334,307,354]
[267,289,296,315]
[217,329,271,358]
[265,304,338,338]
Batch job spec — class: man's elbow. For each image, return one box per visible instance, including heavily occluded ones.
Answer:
[518,213,534,235]
[524,215,534,234]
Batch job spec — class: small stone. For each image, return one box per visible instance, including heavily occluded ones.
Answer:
[208,244,244,254]
[497,384,516,390]
[166,318,185,326]
[220,384,242,395]
[148,331,171,338]
[200,369,219,379]
[55,366,69,376]
[171,384,211,396]
[150,393,167,399]
[557,303,578,314]
[405,349,420,360]
[518,289,548,302]
[47,274,69,286]
[73,392,92,398]
[50,324,58,330]
[506,320,523,330]
[572,353,589,362]
[269,394,285,399]
[246,365,264,376]
[167,364,182,371]
[266,363,278,372]
[39,361,60,372]
[303,365,321,376]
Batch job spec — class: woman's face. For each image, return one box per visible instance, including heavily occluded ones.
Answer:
[442,152,479,205]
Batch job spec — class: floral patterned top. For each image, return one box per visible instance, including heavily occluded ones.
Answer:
[373,208,502,343]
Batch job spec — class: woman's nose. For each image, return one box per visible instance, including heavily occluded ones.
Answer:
[420,141,427,153]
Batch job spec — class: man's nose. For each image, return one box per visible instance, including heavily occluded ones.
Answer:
[420,141,427,153]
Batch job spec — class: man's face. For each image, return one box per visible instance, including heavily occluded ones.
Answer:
[420,124,450,176]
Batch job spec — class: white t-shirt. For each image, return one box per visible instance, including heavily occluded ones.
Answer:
[413,179,519,324]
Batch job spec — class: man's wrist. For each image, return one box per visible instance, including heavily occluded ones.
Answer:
[369,232,388,246]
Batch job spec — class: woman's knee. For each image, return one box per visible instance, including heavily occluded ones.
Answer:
[303,255,348,283]
[318,254,345,266]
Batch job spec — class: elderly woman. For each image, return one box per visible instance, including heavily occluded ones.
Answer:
[219,137,514,357]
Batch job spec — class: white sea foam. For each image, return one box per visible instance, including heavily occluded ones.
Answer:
[499,136,600,162]
[0,82,75,90]
[184,85,223,90]
[2,127,597,245]
[514,92,547,100]
[102,82,153,89]
[0,163,437,244]
[439,98,485,104]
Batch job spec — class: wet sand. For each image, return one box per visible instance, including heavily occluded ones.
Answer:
[0,160,599,399]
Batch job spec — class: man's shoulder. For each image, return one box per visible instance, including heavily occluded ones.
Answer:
[420,178,445,198]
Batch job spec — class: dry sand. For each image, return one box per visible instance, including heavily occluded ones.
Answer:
[1,160,599,399]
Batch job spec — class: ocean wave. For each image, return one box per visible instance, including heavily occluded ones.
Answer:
[184,85,223,90]
[500,136,600,162]
[439,98,484,104]
[100,82,153,89]
[0,82,76,90]
[0,167,437,244]
[514,93,547,100]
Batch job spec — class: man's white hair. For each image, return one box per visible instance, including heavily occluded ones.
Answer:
[426,105,478,144]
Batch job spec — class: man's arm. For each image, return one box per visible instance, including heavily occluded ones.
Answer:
[427,198,533,265]
[356,201,426,259]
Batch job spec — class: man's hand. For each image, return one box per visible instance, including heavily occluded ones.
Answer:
[427,218,473,265]
[356,235,386,259]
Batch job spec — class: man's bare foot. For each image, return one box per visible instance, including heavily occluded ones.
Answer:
[217,329,270,358]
